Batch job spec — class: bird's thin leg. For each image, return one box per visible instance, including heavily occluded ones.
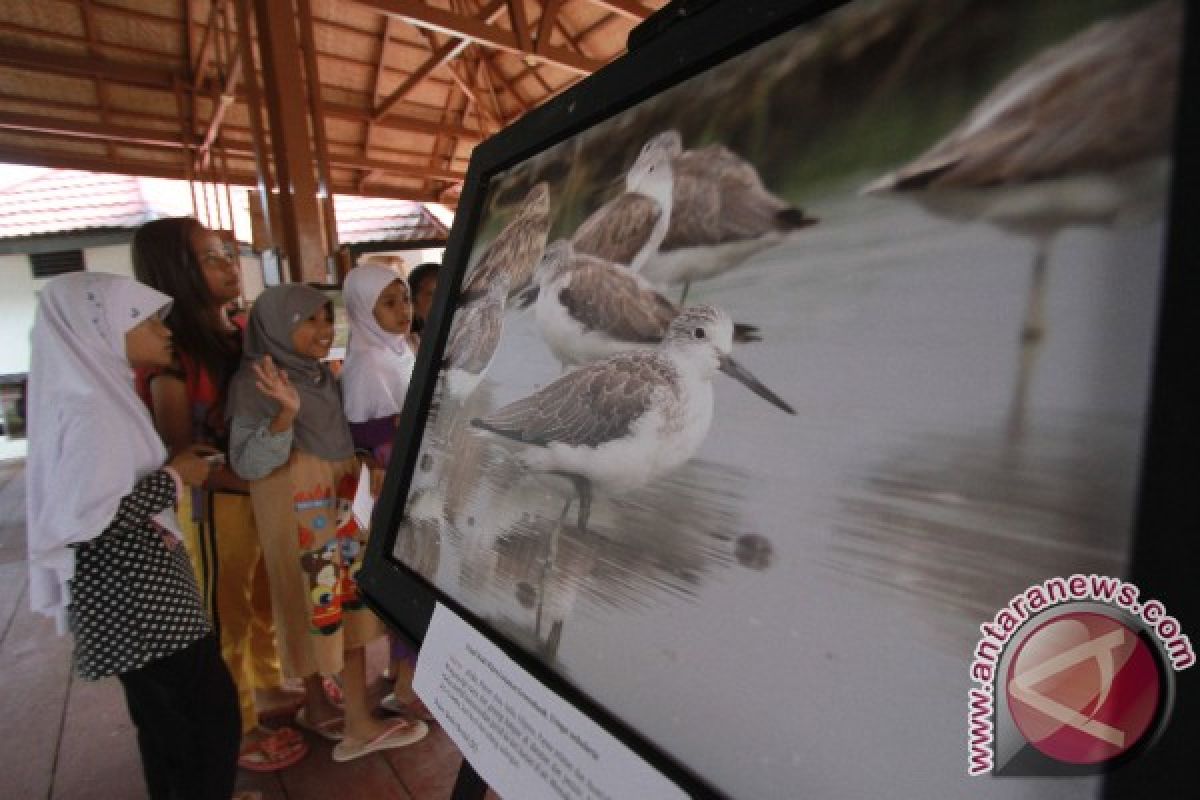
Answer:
[570,476,593,534]
[534,529,559,639]
[1007,234,1053,439]
[678,281,692,306]
[536,487,573,638]
[556,493,574,523]
[544,620,564,660]
[1020,235,1052,345]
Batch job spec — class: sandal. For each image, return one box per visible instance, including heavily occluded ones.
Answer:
[331,719,429,763]
[295,707,345,742]
[379,692,436,722]
[260,725,303,747]
[238,728,309,773]
[322,675,345,707]
[255,685,307,719]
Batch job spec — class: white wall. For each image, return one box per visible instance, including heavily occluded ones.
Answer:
[84,243,135,278]
[358,248,444,275]
[0,243,133,375]
[0,252,40,376]
[238,250,265,305]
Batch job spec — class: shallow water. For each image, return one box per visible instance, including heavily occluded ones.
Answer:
[392,190,1164,799]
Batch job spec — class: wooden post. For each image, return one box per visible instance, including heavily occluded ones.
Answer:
[251,0,328,284]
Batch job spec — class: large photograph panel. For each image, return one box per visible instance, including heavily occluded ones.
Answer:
[388,1,1182,797]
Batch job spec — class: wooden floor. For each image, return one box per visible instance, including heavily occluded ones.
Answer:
[0,457,483,800]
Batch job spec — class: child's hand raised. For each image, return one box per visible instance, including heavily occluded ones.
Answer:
[253,356,300,416]
[168,444,219,487]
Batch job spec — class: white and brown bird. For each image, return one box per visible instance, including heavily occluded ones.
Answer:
[639,132,819,302]
[462,182,552,302]
[471,306,794,532]
[863,0,1180,343]
[862,0,1181,433]
[571,131,678,272]
[531,240,760,368]
[443,276,510,399]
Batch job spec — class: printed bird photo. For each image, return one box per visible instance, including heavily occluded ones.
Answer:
[387,2,1182,798]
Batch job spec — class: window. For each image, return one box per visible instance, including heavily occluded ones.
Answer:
[30,249,85,279]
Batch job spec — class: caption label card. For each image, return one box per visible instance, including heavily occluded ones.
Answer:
[414,603,689,800]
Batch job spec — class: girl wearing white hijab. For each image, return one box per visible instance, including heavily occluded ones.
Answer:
[338,263,431,721]
[26,272,242,799]
[341,263,416,443]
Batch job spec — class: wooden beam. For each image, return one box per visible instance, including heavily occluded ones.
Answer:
[0,42,482,142]
[0,85,484,151]
[535,0,564,54]
[0,17,464,97]
[470,49,505,129]
[297,0,340,254]
[0,19,183,67]
[373,36,471,121]
[324,101,484,141]
[195,51,244,170]
[372,0,507,121]
[508,0,532,54]
[0,110,186,150]
[192,0,229,91]
[79,0,118,161]
[477,48,533,113]
[587,0,650,22]
[0,110,467,182]
[254,0,330,282]
[353,0,603,75]
[0,43,178,89]
[0,141,444,202]
[369,17,396,108]
[0,143,185,180]
[443,60,500,130]
[359,15,395,192]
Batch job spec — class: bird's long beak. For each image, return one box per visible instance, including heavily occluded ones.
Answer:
[719,354,795,414]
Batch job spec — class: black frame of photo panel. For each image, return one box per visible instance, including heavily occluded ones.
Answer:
[358,1,1200,797]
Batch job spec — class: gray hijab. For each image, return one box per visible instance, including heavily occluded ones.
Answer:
[226,284,354,460]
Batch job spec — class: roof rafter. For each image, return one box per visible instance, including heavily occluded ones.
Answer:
[0,110,467,182]
[0,141,444,201]
[192,0,230,91]
[588,0,651,22]
[535,0,564,54]
[508,0,532,54]
[0,42,178,89]
[352,0,604,75]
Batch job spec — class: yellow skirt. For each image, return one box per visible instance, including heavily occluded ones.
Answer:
[179,488,284,734]
[248,451,383,679]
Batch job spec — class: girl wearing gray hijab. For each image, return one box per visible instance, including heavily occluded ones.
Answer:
[227,284,428,762]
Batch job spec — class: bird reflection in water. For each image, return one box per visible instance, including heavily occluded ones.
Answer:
[417,442,758,663]
[825,417,1134,652]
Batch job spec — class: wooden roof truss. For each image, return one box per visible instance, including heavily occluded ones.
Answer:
[0,0,661,206]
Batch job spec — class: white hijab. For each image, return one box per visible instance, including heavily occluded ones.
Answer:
[26,272,178,632]
[341,263,415,423]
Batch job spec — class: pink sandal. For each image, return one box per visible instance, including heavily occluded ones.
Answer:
[331,719,429,763]
[294,707,345,742]
[238,728,308,773]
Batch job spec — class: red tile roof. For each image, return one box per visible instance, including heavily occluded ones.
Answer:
[0,169,449,246]
[0,170,154,238]
[332,193,448,245]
